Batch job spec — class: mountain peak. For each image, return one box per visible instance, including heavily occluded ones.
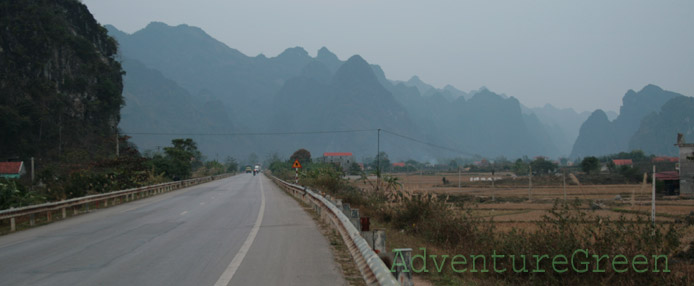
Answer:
[333,55,379,87]
[317,47,338,61]
[408,75,422,82]
[640,84,663,94]
[278,46,309,59]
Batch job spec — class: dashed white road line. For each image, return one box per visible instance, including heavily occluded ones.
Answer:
[179,211,188,216]
[213,176,266,286]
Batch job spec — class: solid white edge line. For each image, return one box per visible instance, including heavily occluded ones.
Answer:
[213,175,266,286]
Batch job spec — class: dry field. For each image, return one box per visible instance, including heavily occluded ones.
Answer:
[350,172,694,233]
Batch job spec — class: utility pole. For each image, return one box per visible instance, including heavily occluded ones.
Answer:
[31,157,35,184]
[376,128,381,191]
[528,165,533,201]
[458,167,461,189]
[652,165,656,226]
[563,169,566,202]
[115,131,119,157]
[491,165,495,201]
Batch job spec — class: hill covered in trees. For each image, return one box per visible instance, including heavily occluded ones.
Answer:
[0,0,123,165]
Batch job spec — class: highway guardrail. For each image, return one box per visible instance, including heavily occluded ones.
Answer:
[0,173,233,232]
[270,175,399,286]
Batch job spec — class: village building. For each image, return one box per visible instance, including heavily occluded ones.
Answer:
[322,152,354,171]
[0,161,26,179]
[677,134,694,196]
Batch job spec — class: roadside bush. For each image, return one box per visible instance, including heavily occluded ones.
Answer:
[0,179,45,209]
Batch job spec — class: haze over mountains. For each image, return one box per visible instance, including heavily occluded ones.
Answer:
[107,22,692,162]
[571,85,691,158]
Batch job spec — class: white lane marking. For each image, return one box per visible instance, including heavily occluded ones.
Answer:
[180,211,188,216]
[214,176,266,286]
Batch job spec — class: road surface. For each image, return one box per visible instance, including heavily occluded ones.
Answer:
[0,174,345,286]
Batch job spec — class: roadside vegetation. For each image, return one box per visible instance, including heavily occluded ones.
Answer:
[269,149,692,285]
[0,138,239,210]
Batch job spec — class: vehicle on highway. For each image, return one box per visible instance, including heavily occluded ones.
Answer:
[245,166,252,173]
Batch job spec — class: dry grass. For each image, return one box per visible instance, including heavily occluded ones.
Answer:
[353,172,694,247]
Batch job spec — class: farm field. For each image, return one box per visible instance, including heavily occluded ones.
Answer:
[350,172,694,233]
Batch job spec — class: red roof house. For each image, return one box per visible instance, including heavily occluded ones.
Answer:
[612,159,633,166]
[652,156,678,163]
[0,162,25,179]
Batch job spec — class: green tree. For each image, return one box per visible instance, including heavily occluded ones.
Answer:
[530,157,558,174]
[372,152,391,175]
[348,162,362,175]
[150,138,201,180]
[224,156,239,173]
[581,156,600,175]
[512,159,529,175]
[290,148,312,166]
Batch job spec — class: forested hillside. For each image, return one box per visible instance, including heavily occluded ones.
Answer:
[0,0,123,165]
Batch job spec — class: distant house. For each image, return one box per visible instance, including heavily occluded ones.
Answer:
[655,171,680,195]
[323,152,354,171]
[0,162,26,179]
[392,162,405,168]
[652,156,679,163]
[677,134,694,196]
[612,159,633,167]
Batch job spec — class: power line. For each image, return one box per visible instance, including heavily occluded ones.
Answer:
[380,129,475,157]
[125,127,474,157]
[125,129,378,136]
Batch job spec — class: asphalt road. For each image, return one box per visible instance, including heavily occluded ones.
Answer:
[0,174,345,286]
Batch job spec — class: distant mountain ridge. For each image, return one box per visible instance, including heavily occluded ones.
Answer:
[570,85,685,158]
[106,22,690,162]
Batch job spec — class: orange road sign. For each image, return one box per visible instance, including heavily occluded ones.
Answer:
[292,160,302,168]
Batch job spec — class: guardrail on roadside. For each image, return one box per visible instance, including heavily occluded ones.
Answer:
[269,175,399,286]
[0,173,233,232]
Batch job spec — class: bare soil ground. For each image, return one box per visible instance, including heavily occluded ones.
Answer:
[351,171,694,238]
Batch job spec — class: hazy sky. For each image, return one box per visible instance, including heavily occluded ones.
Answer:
[82,0,693,113]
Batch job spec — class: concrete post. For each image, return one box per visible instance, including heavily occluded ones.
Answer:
[29,214,35,226]
[62,207,66,219]
[350,209,360,230]
[73,206,78,215]
[342,203,351,217]
[335,199,342,210]
[47,211,52,222]
[374,229,386,254]
[10,218,15,232]
[362,230,374,250]
[392,248,413,286]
